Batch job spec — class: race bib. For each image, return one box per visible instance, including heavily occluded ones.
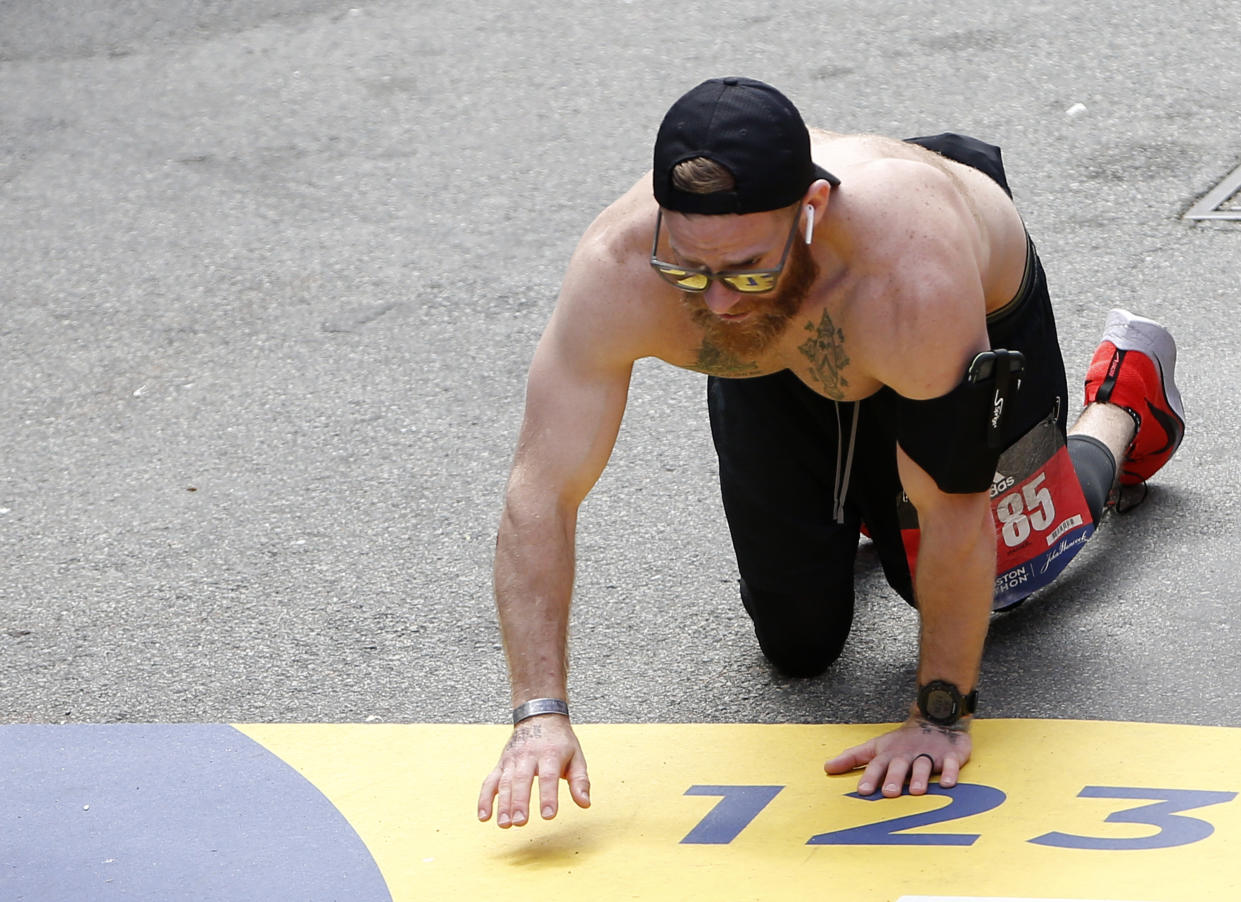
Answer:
[898,406,1096,610]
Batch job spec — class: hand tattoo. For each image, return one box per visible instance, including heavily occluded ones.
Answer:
[797,311,850,399]
[917,719,967,743]
[507,722,543,749]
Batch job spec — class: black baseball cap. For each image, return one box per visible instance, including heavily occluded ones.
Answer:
[653,76,840,215]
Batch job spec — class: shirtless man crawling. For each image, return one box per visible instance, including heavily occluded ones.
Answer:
[477,77,1185,828]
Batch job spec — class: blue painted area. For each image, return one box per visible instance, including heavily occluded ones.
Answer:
[0,724,391,902]
[808,783,1007,846]
[680,785,783,844]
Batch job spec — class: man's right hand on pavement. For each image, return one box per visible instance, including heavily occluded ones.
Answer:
[477,714,591,827]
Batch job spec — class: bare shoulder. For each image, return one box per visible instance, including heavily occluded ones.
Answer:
[573,174,654,268]
[815,130,1026,271]
[814,131,1018,237]
[545,174,671,371]
[812,130,999,193]
[814,136,994,398]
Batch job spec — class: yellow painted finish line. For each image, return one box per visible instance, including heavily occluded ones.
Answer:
[238,720,1241,901]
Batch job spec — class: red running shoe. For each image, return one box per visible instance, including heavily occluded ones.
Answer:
[1083,308,1185,486]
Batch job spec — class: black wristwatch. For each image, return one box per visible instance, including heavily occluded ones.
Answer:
[916,680,978,727]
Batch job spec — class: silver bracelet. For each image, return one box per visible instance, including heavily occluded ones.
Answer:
[512,698,569,725]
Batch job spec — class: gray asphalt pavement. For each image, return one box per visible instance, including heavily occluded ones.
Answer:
[2,1,1239,728]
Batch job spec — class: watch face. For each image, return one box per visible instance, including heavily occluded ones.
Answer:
[924,688,958,722]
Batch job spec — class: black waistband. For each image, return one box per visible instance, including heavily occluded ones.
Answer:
[986,232,1037,328]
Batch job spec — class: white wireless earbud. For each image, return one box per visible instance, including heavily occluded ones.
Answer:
[805,204,814,245]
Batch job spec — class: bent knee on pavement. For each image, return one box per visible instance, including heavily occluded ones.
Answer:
[740,580,853,678]
[760,635,847,678]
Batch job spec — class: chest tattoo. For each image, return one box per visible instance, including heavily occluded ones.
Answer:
[798,311,851,399]
[693,340,760,377]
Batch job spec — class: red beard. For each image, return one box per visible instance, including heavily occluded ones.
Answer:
[682,238,819,359]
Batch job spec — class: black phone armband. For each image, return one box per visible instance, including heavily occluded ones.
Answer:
[896,349,1025,494]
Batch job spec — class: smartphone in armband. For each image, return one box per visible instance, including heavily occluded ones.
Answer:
[966,349,1025,447]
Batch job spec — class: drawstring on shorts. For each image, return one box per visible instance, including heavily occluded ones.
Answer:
[832,401,859,524]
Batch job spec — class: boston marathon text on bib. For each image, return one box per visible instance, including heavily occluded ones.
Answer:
[898,406,1096,610]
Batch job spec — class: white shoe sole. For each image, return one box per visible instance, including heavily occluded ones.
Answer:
[1100,308,1184,421]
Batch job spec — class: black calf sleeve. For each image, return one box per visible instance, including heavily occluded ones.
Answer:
[1066,434,1116,524]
